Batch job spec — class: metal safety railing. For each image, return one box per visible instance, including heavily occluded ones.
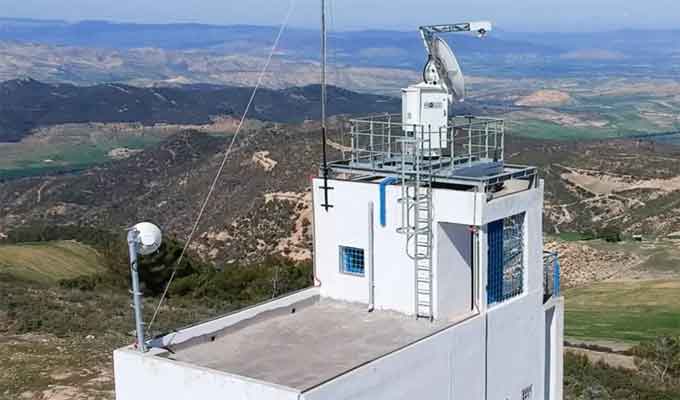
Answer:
[543,251,561,302]
[345,114,505,175]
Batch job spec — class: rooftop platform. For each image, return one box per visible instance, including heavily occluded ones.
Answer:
[161,296,449,391]
[327,114,538,192]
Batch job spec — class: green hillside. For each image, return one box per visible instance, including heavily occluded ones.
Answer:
[566,279,680,343]
[0,240,105,283]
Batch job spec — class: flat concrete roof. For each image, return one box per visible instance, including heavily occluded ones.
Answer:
[163,297,447,391]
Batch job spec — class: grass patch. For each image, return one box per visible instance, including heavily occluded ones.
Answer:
[0,126,167,180]
[0,272,221,399]
[558,231,592,241]
[566,280,680,343]
[0,241,106,284]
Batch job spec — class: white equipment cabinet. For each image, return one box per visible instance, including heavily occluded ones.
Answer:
[401,83,449,149]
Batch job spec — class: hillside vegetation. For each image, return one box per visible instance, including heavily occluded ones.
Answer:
[0,225,313,399]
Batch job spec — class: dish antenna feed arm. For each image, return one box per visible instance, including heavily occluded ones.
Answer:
[419,21,492,98]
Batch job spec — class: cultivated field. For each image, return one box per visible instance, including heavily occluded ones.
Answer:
[566,279,680,343]
[558,238,680,344]
[0,240,105,283]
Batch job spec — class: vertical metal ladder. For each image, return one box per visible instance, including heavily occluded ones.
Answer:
[398,129,434,319]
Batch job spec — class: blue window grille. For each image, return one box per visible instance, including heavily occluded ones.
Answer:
[487,213,525,305]
[340,246,365,276]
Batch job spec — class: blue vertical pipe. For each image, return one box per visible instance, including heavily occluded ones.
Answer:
[379,177,398,227]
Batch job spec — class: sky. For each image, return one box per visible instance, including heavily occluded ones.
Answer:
[1,0,679,32]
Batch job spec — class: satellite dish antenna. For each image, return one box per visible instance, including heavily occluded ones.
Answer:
[424,37,465,102]
[126,221,162,353]
[132,222,162,255]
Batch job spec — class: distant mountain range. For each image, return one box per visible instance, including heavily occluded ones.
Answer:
[0,18,679,80]
[0,78,401,142]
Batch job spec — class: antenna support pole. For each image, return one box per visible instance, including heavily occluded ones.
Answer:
[127,229,147,353]
[319,0,333,211]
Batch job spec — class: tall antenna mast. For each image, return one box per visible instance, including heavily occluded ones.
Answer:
[319,0,333,211]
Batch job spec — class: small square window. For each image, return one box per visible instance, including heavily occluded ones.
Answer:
[521,385,533,400]
[340,246,365,276]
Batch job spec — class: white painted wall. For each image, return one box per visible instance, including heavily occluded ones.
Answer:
[114,349,300,400]
[149,287,320,348]
[303,294,549,400]
[313,178,417,315]
[302,314,485,400]
[486,293,545,400]
[545,298,565,400]
[114,289,321,400]
[313,178,545,319]
[436,222,473,319]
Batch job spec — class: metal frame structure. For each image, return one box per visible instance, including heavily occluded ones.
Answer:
[327,114,537,194]
[326,113,536,319]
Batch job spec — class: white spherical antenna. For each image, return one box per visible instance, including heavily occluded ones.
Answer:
[132,222,162,255]
[432,37,465,102]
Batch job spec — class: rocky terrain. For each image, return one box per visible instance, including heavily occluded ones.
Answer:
[545,240,642,288]
[2,123,680,268]
[0,122,339,265]
[509,138,680,237]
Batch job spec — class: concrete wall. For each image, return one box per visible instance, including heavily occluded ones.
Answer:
[310,178,552,400]
[303,294,548,400]
[313,178,416,315]
[545,298,565,400]
[114,349,300,400]
[302,314,485,400]
[436,223,473,319]
[313,178,489,316]
[486,293,545,400]
[313,178,544,319]
[115,289,322,400]
[149,287,320,348]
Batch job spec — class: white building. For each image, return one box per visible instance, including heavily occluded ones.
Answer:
[114,106,564,399]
